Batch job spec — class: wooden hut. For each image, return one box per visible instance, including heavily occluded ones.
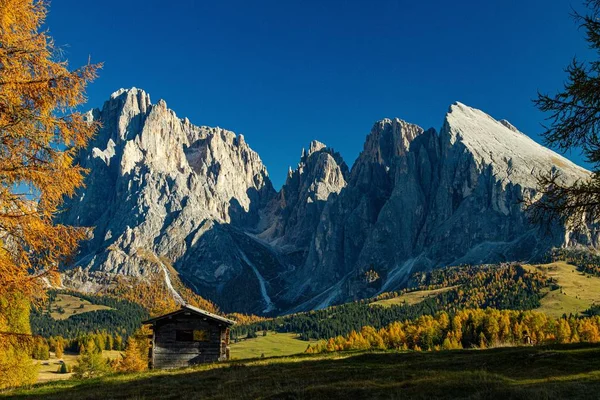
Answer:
[143,304,235,369]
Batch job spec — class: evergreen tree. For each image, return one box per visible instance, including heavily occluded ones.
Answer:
[527,0,600,230]
[57,362,70,374]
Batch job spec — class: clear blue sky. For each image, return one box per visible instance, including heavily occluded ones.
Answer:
[47,0,591,188]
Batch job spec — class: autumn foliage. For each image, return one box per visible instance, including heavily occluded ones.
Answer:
[306,308,600,354]
[114,338,147,373]
[0,292,38,388]
[107,272,218,317]
[0,0,99,301]
[113,327,150,373]
[0,0,99,389]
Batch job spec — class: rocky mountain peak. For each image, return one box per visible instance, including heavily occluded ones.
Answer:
[499,119,520,133]
[59,88,276,311]
[60,92,597,315]
[349,118,425,189]
[365,118,424,161]
[258,141,348,248]
[308,140,327,156]
[442,101,589,187]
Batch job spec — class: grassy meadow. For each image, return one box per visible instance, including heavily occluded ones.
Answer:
[371,286,457,308]
[523,262,600,318]
[372,262,600,318]
[4,343,600,399]
[35,353,79,383]
[35,351,122,383]
[36,331,303,383]
[45,294,112,320]
[230,332,311,359]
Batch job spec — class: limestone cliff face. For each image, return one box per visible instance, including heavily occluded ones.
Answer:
[285,103,593,311]
[284,119,441,310]
[259,140,349,250]
[58,88,277,313]
[60,90,595,314]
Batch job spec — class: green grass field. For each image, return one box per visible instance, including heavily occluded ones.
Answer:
[230,332,310,359]
[37,332,304,383]
[523,262,600,318]
[6,343,600,399]
[371,286,457,308]
[46,294,112,320]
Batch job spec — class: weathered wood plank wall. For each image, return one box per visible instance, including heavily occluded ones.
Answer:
[150,314,229,369]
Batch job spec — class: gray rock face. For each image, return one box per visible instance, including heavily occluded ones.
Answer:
[285,104,593,310]
[60,89,595,314]
[59,88,277,313]
[259,140,349,250]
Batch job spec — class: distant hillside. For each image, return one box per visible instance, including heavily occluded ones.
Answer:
[234,263,550,340]
[371,286,457,308]
[235,261,600,341]
[523,262,600,318]
[41,293,113,320]
[30,290,148,338]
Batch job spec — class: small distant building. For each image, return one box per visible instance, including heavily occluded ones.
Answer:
[143,304,235,369]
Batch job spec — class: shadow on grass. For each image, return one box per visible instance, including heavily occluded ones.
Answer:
[5,343,600,400]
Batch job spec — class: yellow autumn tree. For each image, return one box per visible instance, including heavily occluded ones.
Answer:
[0,292,37,389]
[0,0,99,388]
[114,338,147,373]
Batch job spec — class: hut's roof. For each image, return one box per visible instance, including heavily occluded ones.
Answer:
[142,304,235,326]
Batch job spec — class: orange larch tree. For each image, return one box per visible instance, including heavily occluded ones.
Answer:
[0,0,99,388]
[0,0,99,302]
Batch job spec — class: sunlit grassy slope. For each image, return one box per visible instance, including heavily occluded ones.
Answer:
[7,343,600,399]
[372,262,600,318]
[523,262,600,318]
[371,286,456,308]
[46,294,112,320]
[36,351,122,383]
[229,332,310,359]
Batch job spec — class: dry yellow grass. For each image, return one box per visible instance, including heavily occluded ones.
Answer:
[523,262,600,318]
[35,354,78,383]
[36,351,122,383]
[371,286,457,308]
[46,294,112,320]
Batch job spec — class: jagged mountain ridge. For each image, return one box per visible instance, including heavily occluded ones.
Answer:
[58,88,594,315]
